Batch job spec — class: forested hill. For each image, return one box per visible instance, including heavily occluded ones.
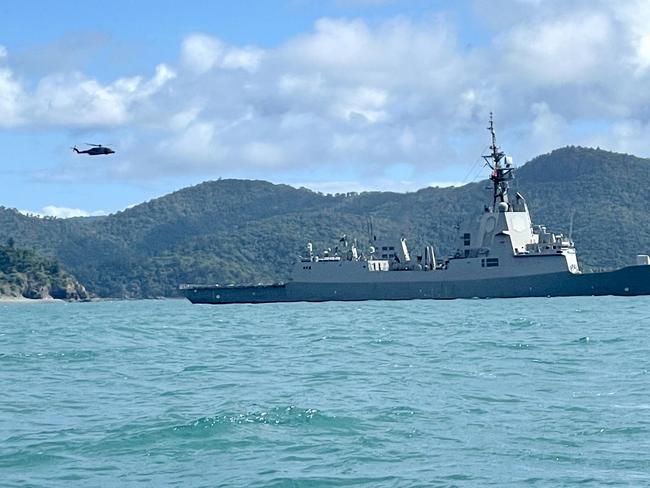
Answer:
[0,243,90,300]
[1,146,649,298]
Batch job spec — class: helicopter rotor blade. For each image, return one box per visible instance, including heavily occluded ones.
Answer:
[85,143,102,147]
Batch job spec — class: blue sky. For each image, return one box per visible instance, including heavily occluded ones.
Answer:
[1,1,650,217]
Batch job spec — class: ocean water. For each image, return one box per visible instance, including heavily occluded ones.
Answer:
[1,297,649,487]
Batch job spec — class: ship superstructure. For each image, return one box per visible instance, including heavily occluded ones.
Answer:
[181,116,650,304]
[289,115,579,284]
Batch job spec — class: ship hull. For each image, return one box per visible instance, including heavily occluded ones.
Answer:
[182,265,650,304]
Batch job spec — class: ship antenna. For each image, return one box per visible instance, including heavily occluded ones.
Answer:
[483,113,514,210]
[489,113,500,164]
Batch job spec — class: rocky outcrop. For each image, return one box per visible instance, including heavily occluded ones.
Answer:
[0,245,91,301]
[19,281,90,301]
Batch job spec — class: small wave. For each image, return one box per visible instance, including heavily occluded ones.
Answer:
[569,336,626,346]
[462,393,523,404]
[368,405,421,423]
[576,426,649,436]
[91,406,361,454]
[475,340,535,350]
[613,403,650,410]
[0,449,70,469]
[180,364,211,372]
[262,475,402,487]
[181,406,324,428]
[507,317,541,328]
[0,350,97,363]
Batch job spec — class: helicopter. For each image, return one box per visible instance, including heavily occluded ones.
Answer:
[72,143,115,155]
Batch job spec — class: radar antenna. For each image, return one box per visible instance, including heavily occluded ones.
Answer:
[482,113,514,210]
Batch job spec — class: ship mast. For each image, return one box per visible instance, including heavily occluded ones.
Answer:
[483,113,514,210]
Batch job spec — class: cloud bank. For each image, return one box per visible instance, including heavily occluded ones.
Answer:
[20,206,109,219]
[2,1,650,189]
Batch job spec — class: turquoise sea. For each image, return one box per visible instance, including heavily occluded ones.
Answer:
[1,297,649,487]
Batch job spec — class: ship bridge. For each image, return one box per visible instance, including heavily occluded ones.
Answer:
[452,114,579,274]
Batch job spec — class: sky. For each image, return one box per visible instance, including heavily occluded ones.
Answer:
[2,0,650,217]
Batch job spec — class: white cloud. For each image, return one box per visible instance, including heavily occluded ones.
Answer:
[498,14,612,86]
[156,121,227,166]
[139,64,177,97]
[138,16,477,175]
[28,64,175,128]
[20,206,108,219]
[605,1,650,76]
[333,86,388,123]
[526,102,569,155]
[278,73,323,95]
[181,34,224,74]
[32,73,130,126]
[222,46,264,72]
[0,58,175,129]
[294,177,463,195]
[241,141,286,167]
[0,66,25,127]
[5,4,650,190]
[181,34,262,74]
[168,106,202,131]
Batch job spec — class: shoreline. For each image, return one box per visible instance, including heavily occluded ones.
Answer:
[0,296,65,304]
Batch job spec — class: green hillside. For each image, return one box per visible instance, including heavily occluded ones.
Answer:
[0,242,90,300]
[1,146,648,298]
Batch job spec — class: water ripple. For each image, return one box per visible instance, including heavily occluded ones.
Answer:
[0,296,649,486]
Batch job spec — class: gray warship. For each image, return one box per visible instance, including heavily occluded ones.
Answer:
[181,117,650,304]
